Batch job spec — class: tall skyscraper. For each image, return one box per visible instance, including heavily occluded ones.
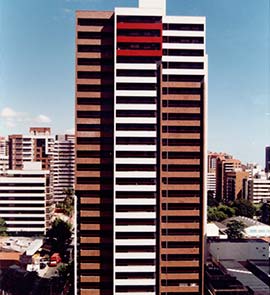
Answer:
[75,1,207,294]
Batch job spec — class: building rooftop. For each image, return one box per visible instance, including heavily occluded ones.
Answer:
[223,216,270,228]
[25,239,43,256]
[0,237,37,253]
[220,260,269,293]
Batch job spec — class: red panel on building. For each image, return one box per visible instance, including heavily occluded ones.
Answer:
[117,36,162,43]
[117,22,162,30]
[117,49,163,57]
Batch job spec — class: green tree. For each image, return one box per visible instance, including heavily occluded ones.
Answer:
[208,207,228,222]
[232,198,256,218]
[56,188,75,217]
[225,220,244,239]
[46,218,72,255]
[217,204,235,218]
[0,217,8,236]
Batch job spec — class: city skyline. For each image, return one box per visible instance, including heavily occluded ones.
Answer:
[0,0,269,166]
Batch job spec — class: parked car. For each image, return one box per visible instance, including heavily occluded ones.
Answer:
[49,253,61,267]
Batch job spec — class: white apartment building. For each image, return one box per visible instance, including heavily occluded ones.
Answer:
[248,172,270,204]
[0,162,49,235]
[52,134,75,202]
[0,156,9,175]
[207,172,216,196]
[0,136,8,156]
[0,136,9,175]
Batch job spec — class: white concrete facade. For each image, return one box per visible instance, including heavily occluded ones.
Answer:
[0,162,48,235]
[248,173,270,204]
[52,134,75,203]
[113,1,207,293]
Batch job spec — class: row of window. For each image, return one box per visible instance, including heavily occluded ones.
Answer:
[116,83,157,90]
[117,29,160,37]
[0,191,44,195]
[117,43,161,51]
[77,190,199,199]
[0,210,44,214]
[77,58,114,66]
[163,88,202,95]
[61,106,198,119]
[78,16,204,32]
[76,163,201,172]
[78,45,113,53]
[163,36,203,44]
[163,62,203,69]
[77,31,113,40]
[117,16,162,24]
[78,18,113,27]
[63,137,200,147]
[77,84,113,92]
[79,34,203,44]
[78,69,157,78]
[77,150,158,158]
[77,125,200,134]
[0,183,44,187]
[77,97,157,106]
[0,204,45,208]
[161,216,200,222]
[163,75,204,82]
[162,100,201,107]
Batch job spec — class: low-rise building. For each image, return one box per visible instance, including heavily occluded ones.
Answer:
[208,239,269,261]
[205,261,249,295]
[219,260,269,295]
[206,223,228,239]
[207,239,269,295]
[223,216,270,238]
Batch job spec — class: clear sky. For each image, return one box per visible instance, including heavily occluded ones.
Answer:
[0,0,269,166]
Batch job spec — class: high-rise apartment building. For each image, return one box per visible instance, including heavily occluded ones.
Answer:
[216,155,242,201]
[0,136,9,175]
[207,172,216,196]
[207,152,223,197]
[224,170,249,201]
[0,162,48,235]
[52,134,75,203]
[75,1,207,294]
[0,136,8,157]
[248,172,270,204]
[8,127,54,171]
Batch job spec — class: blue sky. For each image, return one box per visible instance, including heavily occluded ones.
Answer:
[0,0,269,165]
